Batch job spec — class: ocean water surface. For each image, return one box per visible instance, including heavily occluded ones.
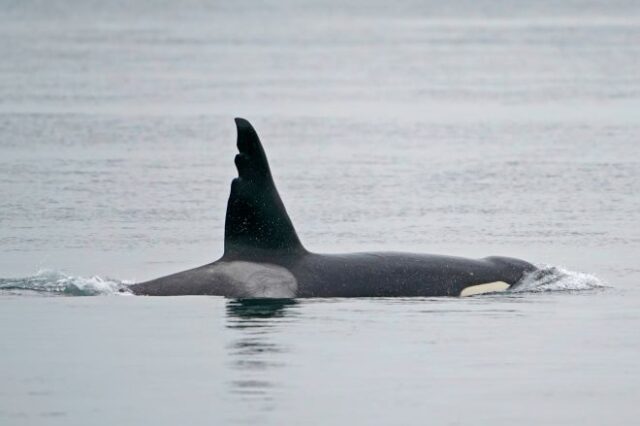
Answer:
[1,0,639,425]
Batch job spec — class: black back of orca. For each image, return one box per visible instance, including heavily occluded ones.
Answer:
[129,118,536,297]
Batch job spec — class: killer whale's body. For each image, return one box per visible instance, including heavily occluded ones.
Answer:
[129,118,535,298]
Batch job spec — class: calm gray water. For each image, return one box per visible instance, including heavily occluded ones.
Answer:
[1,1,639,425]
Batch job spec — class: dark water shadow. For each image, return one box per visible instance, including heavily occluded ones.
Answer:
[224,298,300,417]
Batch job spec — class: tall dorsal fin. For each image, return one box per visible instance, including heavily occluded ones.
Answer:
[224,118,305,257]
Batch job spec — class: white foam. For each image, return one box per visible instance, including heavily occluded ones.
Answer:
[0,270,132,296]
[512,265,606,293]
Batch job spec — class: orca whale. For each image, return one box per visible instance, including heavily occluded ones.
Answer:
[129,118,536,297]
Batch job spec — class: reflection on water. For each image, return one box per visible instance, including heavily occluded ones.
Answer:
[226,299,298,323]
[225,299,299,418]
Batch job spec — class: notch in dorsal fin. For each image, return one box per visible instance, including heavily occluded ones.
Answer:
[224,118,305,257]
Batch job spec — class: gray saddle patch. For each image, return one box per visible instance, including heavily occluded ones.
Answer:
[213,261,298,298]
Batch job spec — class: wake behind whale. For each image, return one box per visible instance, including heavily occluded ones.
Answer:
[0,270,130,296]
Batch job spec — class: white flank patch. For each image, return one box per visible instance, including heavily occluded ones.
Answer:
[214,261,297,298]
[459,281,510,297]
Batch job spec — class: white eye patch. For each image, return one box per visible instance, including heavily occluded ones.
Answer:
[459,281,510,297]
